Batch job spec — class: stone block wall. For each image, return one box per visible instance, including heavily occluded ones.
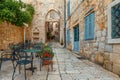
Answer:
[22,0,65,43]
[67,0,120,76]
[0,22,24,50]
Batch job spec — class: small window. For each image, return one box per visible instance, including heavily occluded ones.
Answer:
[111,3,120,38]
[84,13,95,40]
[108,0,120,43]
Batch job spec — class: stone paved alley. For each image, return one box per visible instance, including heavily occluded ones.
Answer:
[0,43,120,80]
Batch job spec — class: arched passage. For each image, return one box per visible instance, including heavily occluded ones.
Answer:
[45,9,61,42]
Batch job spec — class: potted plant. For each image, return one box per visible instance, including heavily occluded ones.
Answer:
[38,45,54,65]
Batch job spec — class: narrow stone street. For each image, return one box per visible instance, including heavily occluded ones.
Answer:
[0,43,120,80]
[47,43,120,80]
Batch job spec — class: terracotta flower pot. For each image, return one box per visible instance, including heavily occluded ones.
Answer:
[43,60,51,65]
[42,52,52,65]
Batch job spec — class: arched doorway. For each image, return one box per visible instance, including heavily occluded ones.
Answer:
[45,10,60,42]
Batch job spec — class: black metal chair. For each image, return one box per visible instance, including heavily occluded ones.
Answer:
[12,49,33,80]
[32,42,43,57]
[0,50,16,70]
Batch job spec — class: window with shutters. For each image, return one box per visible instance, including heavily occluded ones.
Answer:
[108,0,120,43]
[84,13,94,40]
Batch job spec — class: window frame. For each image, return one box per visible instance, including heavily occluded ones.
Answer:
[108,0,120,44]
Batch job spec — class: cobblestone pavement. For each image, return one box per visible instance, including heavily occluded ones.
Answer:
[0,43,120,80]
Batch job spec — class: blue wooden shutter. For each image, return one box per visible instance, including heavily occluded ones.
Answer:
[89,14,92,39]
[67,30,68,42]
[77,25,79,41]
[91,13,95,39]
[85,16,89,40]
[84,13,94,40]
[67,0,70,17]
[88,16,91,39]
[67,30,69,42]
[84,17,87,40]
[67,29,70,43]
[84,18,86,40]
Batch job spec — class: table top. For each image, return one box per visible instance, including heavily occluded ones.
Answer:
[23,49,41,53]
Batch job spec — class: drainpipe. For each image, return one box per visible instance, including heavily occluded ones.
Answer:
[23,23,28,45]
[64,0,66,48]
[24,27,26,45]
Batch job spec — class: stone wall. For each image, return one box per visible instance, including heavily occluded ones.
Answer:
[66,0,120,76]
[0,22,24,50]
[22,0,65,43]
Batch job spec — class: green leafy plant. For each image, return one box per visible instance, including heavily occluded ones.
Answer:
[0,0,34,27]
[38,46,54,59]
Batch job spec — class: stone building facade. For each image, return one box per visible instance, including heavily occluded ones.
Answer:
[0,0,65,49]
[66,0,120,76]
[0,0,120,76]
[22,0,65,43]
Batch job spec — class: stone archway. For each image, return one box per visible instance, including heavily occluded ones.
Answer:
[45,10,61,42]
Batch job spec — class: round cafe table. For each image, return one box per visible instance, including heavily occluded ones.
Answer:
[23,49,41,74]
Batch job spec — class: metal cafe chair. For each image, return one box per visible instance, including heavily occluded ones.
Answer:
[0,43,20,71]
[12,45,33,80]
[12,50,33,80]
[0,50,15,70]
[32,42,44,57]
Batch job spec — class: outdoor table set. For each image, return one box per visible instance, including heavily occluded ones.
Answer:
[0,42,44,80]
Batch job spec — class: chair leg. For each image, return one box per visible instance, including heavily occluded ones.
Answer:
[48,64,50,72]
[12,60,16,71]
[31,61,34,75]
[0,60,2,70]
[19,65,21,74]
[40,59,42,71]
[31,52,34,75]
[0,62,1,70]
[24,65,27,80]
[12,64,18,80]
[51,61,53,71]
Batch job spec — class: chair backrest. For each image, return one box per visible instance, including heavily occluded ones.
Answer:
[14,51,31,62]
[0,50,12,59]
[33,43,44,50]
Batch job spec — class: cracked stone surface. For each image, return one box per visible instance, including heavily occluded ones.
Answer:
[0,43,120,80]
